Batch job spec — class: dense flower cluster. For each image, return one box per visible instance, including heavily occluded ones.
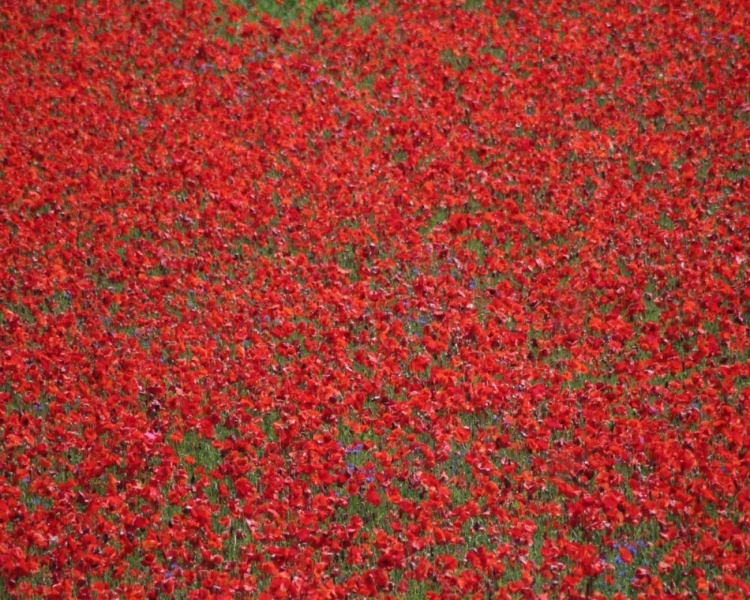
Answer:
[1,0,748,598]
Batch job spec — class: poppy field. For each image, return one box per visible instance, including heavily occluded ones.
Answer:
[1,0,749,598]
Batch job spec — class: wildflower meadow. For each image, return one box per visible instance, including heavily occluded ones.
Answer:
[0,0,748,598]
